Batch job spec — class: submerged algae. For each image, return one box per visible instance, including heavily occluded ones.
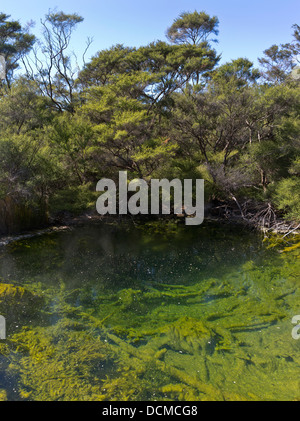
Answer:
[0,223,299,401]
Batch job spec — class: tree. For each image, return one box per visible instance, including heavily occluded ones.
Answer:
[211,58,260,89]
[82,71,176,180]
[0,76,55,133]
[78,44,138,88]
[258,23,300,84]
[258,44,296,84]
[170,59,261,168]
[0,77,60,203]
[79,34,220,179]
[47,112,96,185]
[138,41,219,100]
[26,11,87,112]
[168,55,300,218]
[165,12,220,85]
[79,40,220,109]
[166,11,219,46]
[0,13,35,87]
[288,24,300,65]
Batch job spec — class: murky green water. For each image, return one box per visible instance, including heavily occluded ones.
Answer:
[0,220,299,401]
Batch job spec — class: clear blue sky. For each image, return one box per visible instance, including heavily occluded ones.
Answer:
[2,0,299,66]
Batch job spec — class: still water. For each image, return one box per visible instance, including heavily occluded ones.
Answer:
[0,220,299,401]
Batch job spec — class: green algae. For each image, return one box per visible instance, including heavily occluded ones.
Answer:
[0,389,7,401]
[0,222,299,401]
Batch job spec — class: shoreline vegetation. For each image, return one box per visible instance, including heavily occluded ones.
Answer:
[0,10,299,242]
[0,206,299,248]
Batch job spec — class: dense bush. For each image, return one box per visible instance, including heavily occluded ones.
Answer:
[0,11,299,233]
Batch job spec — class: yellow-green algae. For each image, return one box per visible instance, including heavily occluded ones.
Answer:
[0,223,299,401]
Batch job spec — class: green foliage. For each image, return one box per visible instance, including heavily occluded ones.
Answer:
[166,11,219,46]
[78,44,138,87]
[274,177,300,220]
[0,10,299,231]
[211,58,261,89]
[258,25,300,84]
[0,13,35,85]
[49,183,98,214]
[47,112,96,184]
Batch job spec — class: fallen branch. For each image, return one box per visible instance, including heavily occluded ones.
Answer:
[281,223,300,239]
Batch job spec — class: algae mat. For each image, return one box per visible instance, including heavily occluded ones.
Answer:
[0,221,299,401]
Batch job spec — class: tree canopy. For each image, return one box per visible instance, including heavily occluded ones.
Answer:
[0,13,35,87]
[166,11,219,46]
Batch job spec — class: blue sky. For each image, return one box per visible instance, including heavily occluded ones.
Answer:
[2,0,299,66]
